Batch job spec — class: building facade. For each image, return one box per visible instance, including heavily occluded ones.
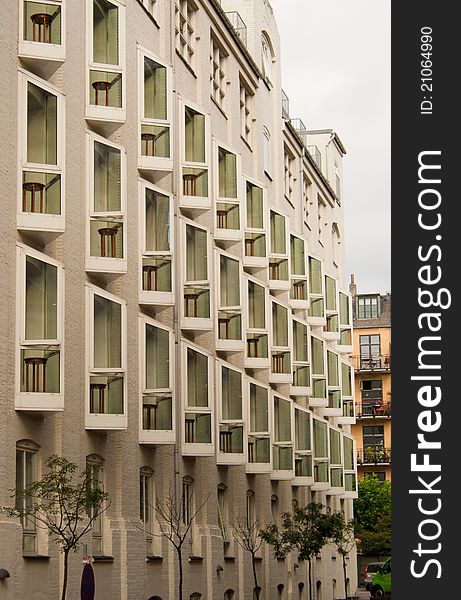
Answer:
[349,277,391,482]
[0,1,358,598]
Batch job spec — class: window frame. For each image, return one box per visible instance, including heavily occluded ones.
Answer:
[310,334,327,406]
[139,314,175,444]
[215,249,244,352]
[16,440,40,554]
[16,243,64,412]
[86,284,127,430]
[216,360,246,465]
[291,317,311,396]
[269,298,292,384]
[289,233,308,307]
[19,0,66,61]
[239,77,254,147]
[175,0,197,70]
[181,341,214,456]
[137,45,173,170]
[139,178,175,305]
[86,0,127,122]
[243,177,267,268]
[357,294,381,319]
[269,209,290,291]
[271,392,294,479]
[180,97,211,208]
[86,132,127,273]
[18,69,65,232]
[210,32,228,112]
[293,405,314,484]
[244,274,270,369]
[139,466,155,554]
[214,141,242,241]
[246,377,272,473]
[180,217,213,330]
[307,254,326,326]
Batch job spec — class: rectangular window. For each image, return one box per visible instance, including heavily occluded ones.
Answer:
[89,138,125,264]
[210,35,226,109]
[292,321,310,388]
[18,246,62,401]
[88,287,126,423]
[86,458,104,554]
[359,334,381,369]
[273,396,292,471]
[327,351,339,387]
[140,469,153,553]
[325,277,337,311]
[290,236,305,276]
[272,302,288,348]
[141,184,172,297]
[343,437,354,471]
[357,295,381,319]
[217,486,228,540]
[329,429,342,465]
[295,409,311,451]
[311,336,326,399]
[245,182,265,259]
[270,211,286,255]
[23,2,62,45]
[246,280,268,360]
[263,128,270,174]
[89,0,124,111]
[248,383,270,465]
[362,425,384,449]
[317,196,326,244]
[184,224,210,319]
[142,321,172,432]
[175,0,196,67]
[139,51,171,161]
[284,148,295,200]
[218,147,237,199]
[313,419,328,458]
[218,255,241,341]
[183,104,208,198]
[240,80,252,144]
[185,347,211,444]
[27,81,57,166]
[219,366,244,455]
[16,445,37,553]
[142,0,157,17]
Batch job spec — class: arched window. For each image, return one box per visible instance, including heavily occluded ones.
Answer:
[224,590,235,600]
[182,475,194,526]
[298,582,305,600]
[253,587,262,599]
[246,489,255,527]
[261,32,274,82]
[148,596,162,600]
[277,583,285,599]
[316,580,322,600]
[190,594,202,600]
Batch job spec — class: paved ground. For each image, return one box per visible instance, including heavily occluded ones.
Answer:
[356,588,371,600]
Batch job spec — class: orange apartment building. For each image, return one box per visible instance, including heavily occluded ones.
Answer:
[350,276,391,482]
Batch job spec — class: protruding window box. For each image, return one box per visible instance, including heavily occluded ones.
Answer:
[289,235,308,308]
[216,311,244,352]
[291,365,311,396]
[19,1,65,62]
[311,460,330,491]
[181,168,210,209]
[271,445,294,480]
[271,395,294,480]
[269,210,289,290]
[243,233,267,268]
[244,333,269,369]
[246,436,271,474]
[268,258,290,291]
[244,180,267,268]
[182,344,214,456]
[291,320,311,396]
[293,453,313,486]
[217,425,245,465]
[181,222,212,330]
[139,181,174,306]
[215,252,243,351]
[139,317,175,444]
[324,351,342,416]
[323,314,340,342]
[307,256,326,326]
[327,429,344,495]
[336,363,355,424]
[309,336,328,407]
[290,278,309,309]
[324,276,340,341]
[86,135,126,274]
[343,473,358,499]
[217,364,246,465]
[86,0,126,124]
[215,202,242,242]
[245,277,269,368]
[269,351,292,384]
[16,245,64,412]
[179,102,210,208]
[337,292,353,353]
[138,48,173,171]
[343,436,358,498]
[18,72,65,234]
[327,467,345,496]
[86,374,126,430]
[86,286,127,430]
[215,145,242,241]
[270,301,292,384]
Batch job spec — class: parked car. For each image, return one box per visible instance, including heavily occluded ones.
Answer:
[364,562,384,591]
[370,557,392,598]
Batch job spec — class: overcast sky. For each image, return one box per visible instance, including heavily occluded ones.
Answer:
[270,0,391,294]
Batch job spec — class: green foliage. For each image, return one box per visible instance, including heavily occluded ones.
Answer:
[260,502,336,561]
[354,474,391,530]
[353,474,391,555]
[330,514,356,557]
[3,455,109,554]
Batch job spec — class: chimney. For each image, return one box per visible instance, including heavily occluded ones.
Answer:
[349,273,357,297]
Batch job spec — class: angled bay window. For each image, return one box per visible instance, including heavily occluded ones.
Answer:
[87,286,126,429]
[290,235,307,304]
[326,351,341,414]
[244,181,266,266]
[20,1,65,61]
[270,301,291,382]
[19,72,64,232]
[343,435,357,497]
[308,256,325,323]
[87,136,126,272]
[246,278,269,367]
[269,211,289,288]
[218,365,245,463]
[338,362,355,423]
[140,181,174,305]
[182,104,209,203]
[324,276,339,338]
[139,48,172,168]
[247,382,271,472]
[338,292,352,348]
[87,0,125,120]
[310,336,326,404]
[312,418,329,489]
[140,317,174,444]
[183,222,211,328]
[329,429,344,493]
[183,345,213,454]
[16,245,63,412]
[216,146,240,239]
[217,254,242,349]
[272,395,293,477]
[294,408,313,481]
[291,320,310,394]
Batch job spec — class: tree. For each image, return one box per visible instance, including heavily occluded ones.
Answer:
[354,475,391,556]
[260,503,336,600]
[154,486,209,600]
[231,513,263,599]
[330,514,356,600]
[2,455,109,600]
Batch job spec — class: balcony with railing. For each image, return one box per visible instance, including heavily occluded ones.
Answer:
[357,447,391,465]
[352,354,391,372]
[356,401,391,419]
[307,145,322,170]
[225,11,247,46]
[282,90,290,120]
